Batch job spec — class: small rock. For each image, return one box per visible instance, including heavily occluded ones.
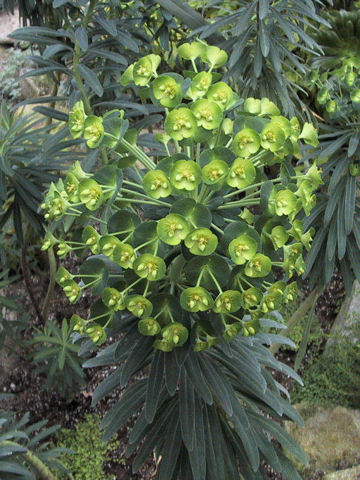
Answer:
[323,465,360,480]
[285,404,360,478]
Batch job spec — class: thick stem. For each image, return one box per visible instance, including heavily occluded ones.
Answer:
[41,247,56,321]
[21,243,44,325]
[24,450,56,480]
[270,288,319,355]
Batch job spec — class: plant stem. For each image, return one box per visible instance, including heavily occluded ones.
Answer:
[41,247,56,321]
[21,239,44,325]
[270,288,319,355]
[24,450,56,480]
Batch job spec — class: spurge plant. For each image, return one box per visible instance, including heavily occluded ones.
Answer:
[41,42,320,479]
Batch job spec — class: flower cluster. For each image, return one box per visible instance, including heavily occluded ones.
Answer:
[42,42,320,352]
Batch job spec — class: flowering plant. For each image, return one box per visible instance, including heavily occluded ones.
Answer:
[42,41,320,351]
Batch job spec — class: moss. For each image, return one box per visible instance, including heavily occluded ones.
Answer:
[291,326,360,408]
[56,414,122,480]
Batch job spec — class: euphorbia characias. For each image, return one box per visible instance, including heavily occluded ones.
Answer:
[38,40,324,480]
[41,41,320,355]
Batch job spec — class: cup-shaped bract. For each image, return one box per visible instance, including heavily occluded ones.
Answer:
[68,100,86,139]
[170,160,202,191]
[157,214,190,245]
[228,234,257,265]
[191,99,223,130]
[180,286,214,312]
[138,317,161,336]
[133,254,166,281]
[164,108,198,141]
[161,322,189,347]
[143,170,172,199]
[227,158,256,189]
[84,115,104,148]
[153,75,182,108]
[126,295,153,318]
[244,253,272,278]
[213,290,243,313]
[232,128,261,157]
[185,228,218,256]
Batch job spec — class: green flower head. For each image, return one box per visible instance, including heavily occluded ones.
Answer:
[62,280,81,303]
[271,225,289,250]
[180,286,214,312]
[243,98,261,114]
[113,243,136,268]
[298,122,319,147]
[83,115,104,148]
[187,72,213,100]
[242,287,263,309]
[244,253,272,278]
[260,123,286,152]
[223,323,242,341]
[42,191,70,221]
[153,75,182,108]
[71,314,87,334]
[284,281,298,303]
[78,178,103,211]
[86,325,106,345]
[162,322,189,346]
[68,160,89,180]
[138,317,161,336]
[64,173,79,202]
[202,159,229,186]
[68,100,86,138]
[178,41,205,61]
[57,242,71,258]
[120,64,134,86]
[68,100,86,139]
[126,295,153,318]
[153,338,175,352]
[201,45,228,69]
[133,54,161,86]
[170,160,202,191]
[283,243,304,277]
[274,189,297,216]
[41,231,58,251]
[228,234,257,265]
[82,225,100,254]
[185,228,218,256]
[227,158,256,189]
[133,254,166,281]
[164,108,197,141]
[190,99,222,130]
[213,290,242,313]
[232,128,261,157]
[290,117,301,140]
[157,213,190,245]
[260,98,280,116]
[207,82,236,110]
[143,170,172,199]
[270,116,291,139]
[56,267,73,287]
[99,235,122,259]
[102,287,125,311]
[351,88,360,103]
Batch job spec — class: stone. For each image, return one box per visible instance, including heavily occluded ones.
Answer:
[327,280,360,348]
[285,404,360,477]
[323,465,360,480]
[0,9,19,44]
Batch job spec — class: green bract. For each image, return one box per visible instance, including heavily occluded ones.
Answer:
[164,108,197,141]
[185,228,218,255]
[143,170,172,199]
[170,160,202,191]
[232,128,260,157]
[43,46,318,354]
[133,254,166,281]
[227,158,256,189]
[213,290,242,313]
[153,75,182,108]
[207,82,236,110]
[83,115,104,148]
[132,54,161,86]
[180,287,213,312]
[202,160,228,186]
[68,100,86,139]
[190,99,222,130]
[228,234,257,265]
[157,214,190,245]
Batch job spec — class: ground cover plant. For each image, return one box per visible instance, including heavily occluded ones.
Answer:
[38,41,322,479]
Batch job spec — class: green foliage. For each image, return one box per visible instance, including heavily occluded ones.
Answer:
[28,319,86,399]
[56,414,121,480]
[0,101,84,243]
[301,9,360,291]
[292,326,360,408]
[0,397,68,479]
[38,43,322,479]
[158,0,328,115]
